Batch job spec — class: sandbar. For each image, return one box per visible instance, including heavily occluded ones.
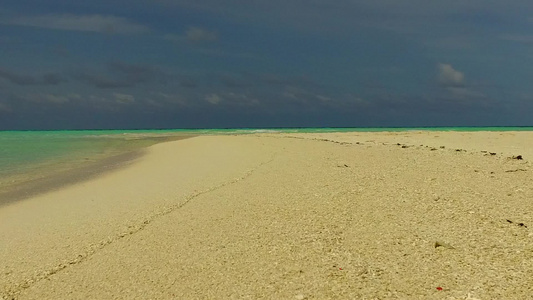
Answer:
[1,132,532,299]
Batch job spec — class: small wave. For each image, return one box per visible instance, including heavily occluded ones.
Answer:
[248,129,280,133]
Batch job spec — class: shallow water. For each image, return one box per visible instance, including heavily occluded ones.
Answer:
[0,130,194,191]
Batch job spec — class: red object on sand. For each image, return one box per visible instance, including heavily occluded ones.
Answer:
[436,287,443,291]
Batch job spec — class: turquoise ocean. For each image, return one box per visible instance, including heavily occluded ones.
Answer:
[1,127,532,191]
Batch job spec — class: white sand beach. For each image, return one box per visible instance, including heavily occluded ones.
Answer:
[1,132,532,299]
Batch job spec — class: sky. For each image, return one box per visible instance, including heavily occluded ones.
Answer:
[1,1,533,129]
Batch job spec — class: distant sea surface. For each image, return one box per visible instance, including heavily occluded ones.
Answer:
[1,127,532,194]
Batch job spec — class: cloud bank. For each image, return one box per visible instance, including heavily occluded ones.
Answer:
[0,14,149,34]
[0,68,64,85]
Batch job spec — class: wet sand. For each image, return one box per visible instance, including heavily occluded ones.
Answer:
[0,135,194,206]
[1,132,532,299]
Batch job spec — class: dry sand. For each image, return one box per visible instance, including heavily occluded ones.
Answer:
[1,132,532,299]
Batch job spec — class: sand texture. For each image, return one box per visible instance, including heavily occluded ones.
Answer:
[1,132,532,299]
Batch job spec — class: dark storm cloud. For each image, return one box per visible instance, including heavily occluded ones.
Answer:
[73,61,166,89]
[500,34,533,44]
[0,69,38,85]
[0,68,65,86]
[173,72,320,90]
[152,0,533,36]
[218,74,252,88]
[0,14,150,34]
[258,74,320,88]
[75,73,134,89]
[41,73,64,85]
[2,0,533,129]
[179,77,198,88]
[164,27,218,46]
[108,61,155,76]
[185,27,218,43]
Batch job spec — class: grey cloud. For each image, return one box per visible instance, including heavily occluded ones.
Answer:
[500,34,533,44]
[205,93,221,105]
[42,94,71,104]
[0,69,38,85]
[278,87,341,110]
[42,73,64,85]
[437,63,464,87]
[0,68,65,86]
[13,92,141,110]
[163,34,182,43]
[113,93,135,104]
[155,0,533,37]
[425,36,476,50]
[109,61,166,84]
[1,92,147,125]
[6,93,80,109]
[218,74,251,88]
[0,14,149,34]
[258,73,320,88]
[435,64,488,102]
[446,87,485,100]
[164,27,218,44]
[74,61,165,89]
[0,102,12,113]
[176,71,318,91]
[108,61,155,76]
[261,74,293,85]
[151,92,189,106]
[75,73,134,89]
[220,92,259,106]
[204,93,259,106]
[0,87,514,130]
[360,92,493,119]
[179,78,198,88]
[185,27,218,43]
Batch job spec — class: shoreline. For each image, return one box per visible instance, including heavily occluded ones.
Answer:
[270,130,533,163]
[0,134,195,206]
[0,150,143,207]
[1,132,532,299]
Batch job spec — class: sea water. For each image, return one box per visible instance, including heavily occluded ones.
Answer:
[0,130,194,190]
[1,127,532,192]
